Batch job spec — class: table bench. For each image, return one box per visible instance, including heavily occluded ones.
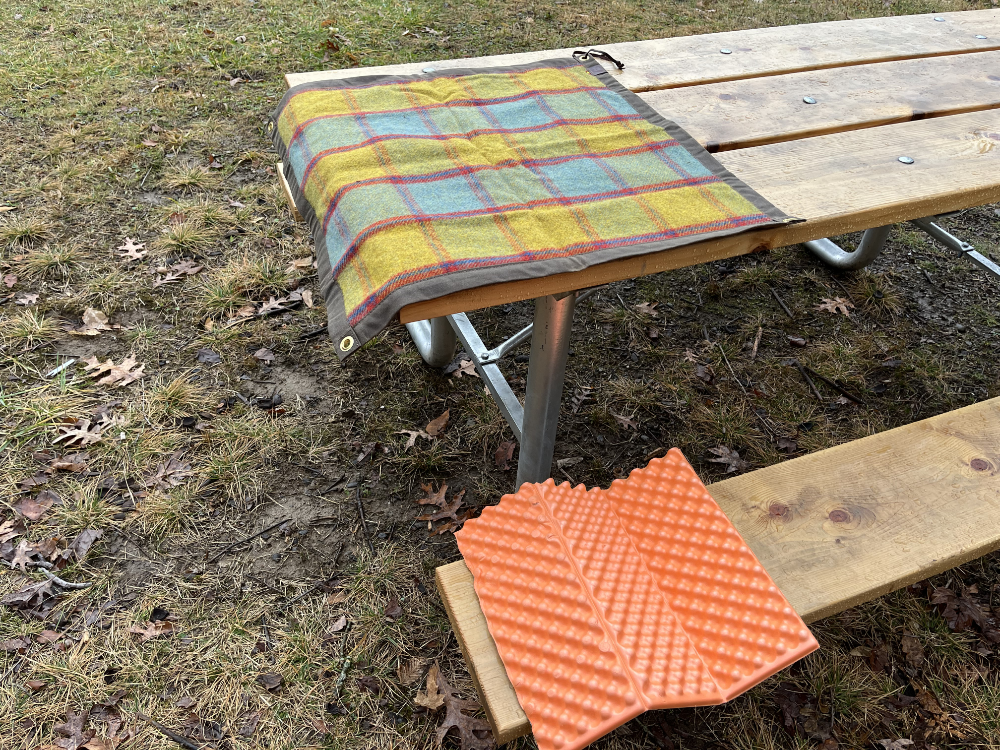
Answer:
[283,9,1000,488]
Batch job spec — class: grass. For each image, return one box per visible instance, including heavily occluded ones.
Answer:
[2,0,1000,748]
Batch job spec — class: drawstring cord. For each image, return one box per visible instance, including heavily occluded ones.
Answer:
[572,49,625,70]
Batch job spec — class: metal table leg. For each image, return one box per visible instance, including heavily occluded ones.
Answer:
[910,217,1000,279]
[515,294,576,487]
[405,316,457,368]
[803,225,893,270]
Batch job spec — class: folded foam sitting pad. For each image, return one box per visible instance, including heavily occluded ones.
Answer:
[271,56,796,358]
[455,449,818,750]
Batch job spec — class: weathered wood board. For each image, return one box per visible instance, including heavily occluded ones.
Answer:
[437,397,1000,742]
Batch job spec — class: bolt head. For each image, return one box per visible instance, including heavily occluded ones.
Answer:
[976,34,988,39]
[898,156,915,164]
[422,67,436,73]
[934,16,946,21]
[720,48,733,54]
[802,96,817,104]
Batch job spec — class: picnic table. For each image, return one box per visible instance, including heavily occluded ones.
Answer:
[284,9,1000,488]
[282,11,1000,742]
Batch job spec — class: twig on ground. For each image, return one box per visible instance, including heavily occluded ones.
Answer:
[750,326,762,361]
[136,712,201,750]
[715,344,746,394]
[207,518,290,563]
[830,276,857,306]
[790,359,824,402]
[355,484,374,555]
[40,568,92,589]
[769,287,795,319]
[802,365,867,405]
[318,474,347,495]
[297,326,328,341]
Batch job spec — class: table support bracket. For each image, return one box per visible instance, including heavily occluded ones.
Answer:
[407,292,587,486]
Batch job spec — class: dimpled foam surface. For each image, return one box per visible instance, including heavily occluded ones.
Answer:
[455,448,818,750]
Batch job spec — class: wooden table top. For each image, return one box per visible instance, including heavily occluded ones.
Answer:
[285,10,1000,321]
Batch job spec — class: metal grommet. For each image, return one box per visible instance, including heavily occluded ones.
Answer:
[802,96,817,104]
[898,156,915,164]
[720,48,733,54]
[339,336,355,352]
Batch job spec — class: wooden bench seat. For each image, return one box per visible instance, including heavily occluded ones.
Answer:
[437,398,1000,743]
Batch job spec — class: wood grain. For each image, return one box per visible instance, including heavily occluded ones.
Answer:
[439,397,1000,742]
[436,562,530,744]
[399,109,1000,322]
[286,10,1000,93]
[276,163,302,222]
[643,50,1000,152]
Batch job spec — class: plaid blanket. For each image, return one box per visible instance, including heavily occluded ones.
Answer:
[272,57,794,357]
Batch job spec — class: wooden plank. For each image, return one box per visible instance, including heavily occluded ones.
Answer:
[399,109,1000,323]
[286,10,1000,93]
[642,50,1000,152]
[439,397,1000,742]
[435,562,530,744]
[276,163,302,222]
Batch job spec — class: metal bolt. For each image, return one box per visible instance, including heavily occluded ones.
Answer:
[480,352,490,361]
[898,156,915,164]
[802,96,817,104]
[720,48,732,54]
[422,67,436,73]
[934,16,945,22]
[976,34,988,39]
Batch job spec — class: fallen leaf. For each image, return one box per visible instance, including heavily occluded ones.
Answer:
[384,596,403,621]
[901,633,924,669]
[153,271,184,287]
[68,529,102,563]
[682,349,698,363]
[776,437,798,453]
[0,517,27,543]
[26,679,49,692]
[129,620,175,643]
[15,293,39,305]
[47,451,89,473]
[356,675,381,694]
[398,429,431,450]
[36,630,60,644]
[301,289,314,308]
[78,308,111,335]
[329,615,347,633]
[426,409,450,437]
[634,301,659,317]
[229,77,244,87]
[878,741,915,750]
[117,238,147,261]
[234,35,247,43]
[446,358,479,379]
[695,363,715,384]
[3,274,16,288]
[253,348,275,363]
[708,445,750,473]
[238,711,261,737]
[146,452,193,490]
[930,586,986,632]
[415,662,446,710]
[397,658,427,686]
[0,578,58,612]
[0,636,31,652]
[196,348,221,364]
[310,717,330,735]
[816,297,855,317]
[141,139,157,147]
[256,673,283,691]
[432,666,494,750]
[175,696,197,709]
[612,413,638,431]
[787,336,807,347]
[82,355,146,387]
[53,419,103,447]
[557,457,584,469]
[571,386,593,413]
[15,489,58,521]
[494,441,516,470]
[54,710,94,750]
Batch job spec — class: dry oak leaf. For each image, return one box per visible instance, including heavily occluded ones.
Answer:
[16,293,39,305]
[146,451,193,490]
[53,419,103,446]
[117,238,147,261]
[446,358,479,379]
[257,672,283,691]
[15,489,59,521]
[129,620,175,643]
[301,289,314,308]
[432,666,494,750]
[708,445,750,473]
[426,409,450,437]
[384,596,403,621]
[253,347,275,363]
[415,662,446,710]
[76,308,112,336]
[612,413,638,431]
[83,355,146,387]
[397,657,428,686]
[0,517,27,544]
[494,440,516,470]
[816,297,855,317]
[3,273,16,288]
[397,429,431,451]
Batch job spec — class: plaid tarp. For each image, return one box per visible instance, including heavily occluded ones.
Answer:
[272,57,795,358]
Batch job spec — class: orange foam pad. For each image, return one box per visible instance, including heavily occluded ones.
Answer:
[455,449,818,750]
